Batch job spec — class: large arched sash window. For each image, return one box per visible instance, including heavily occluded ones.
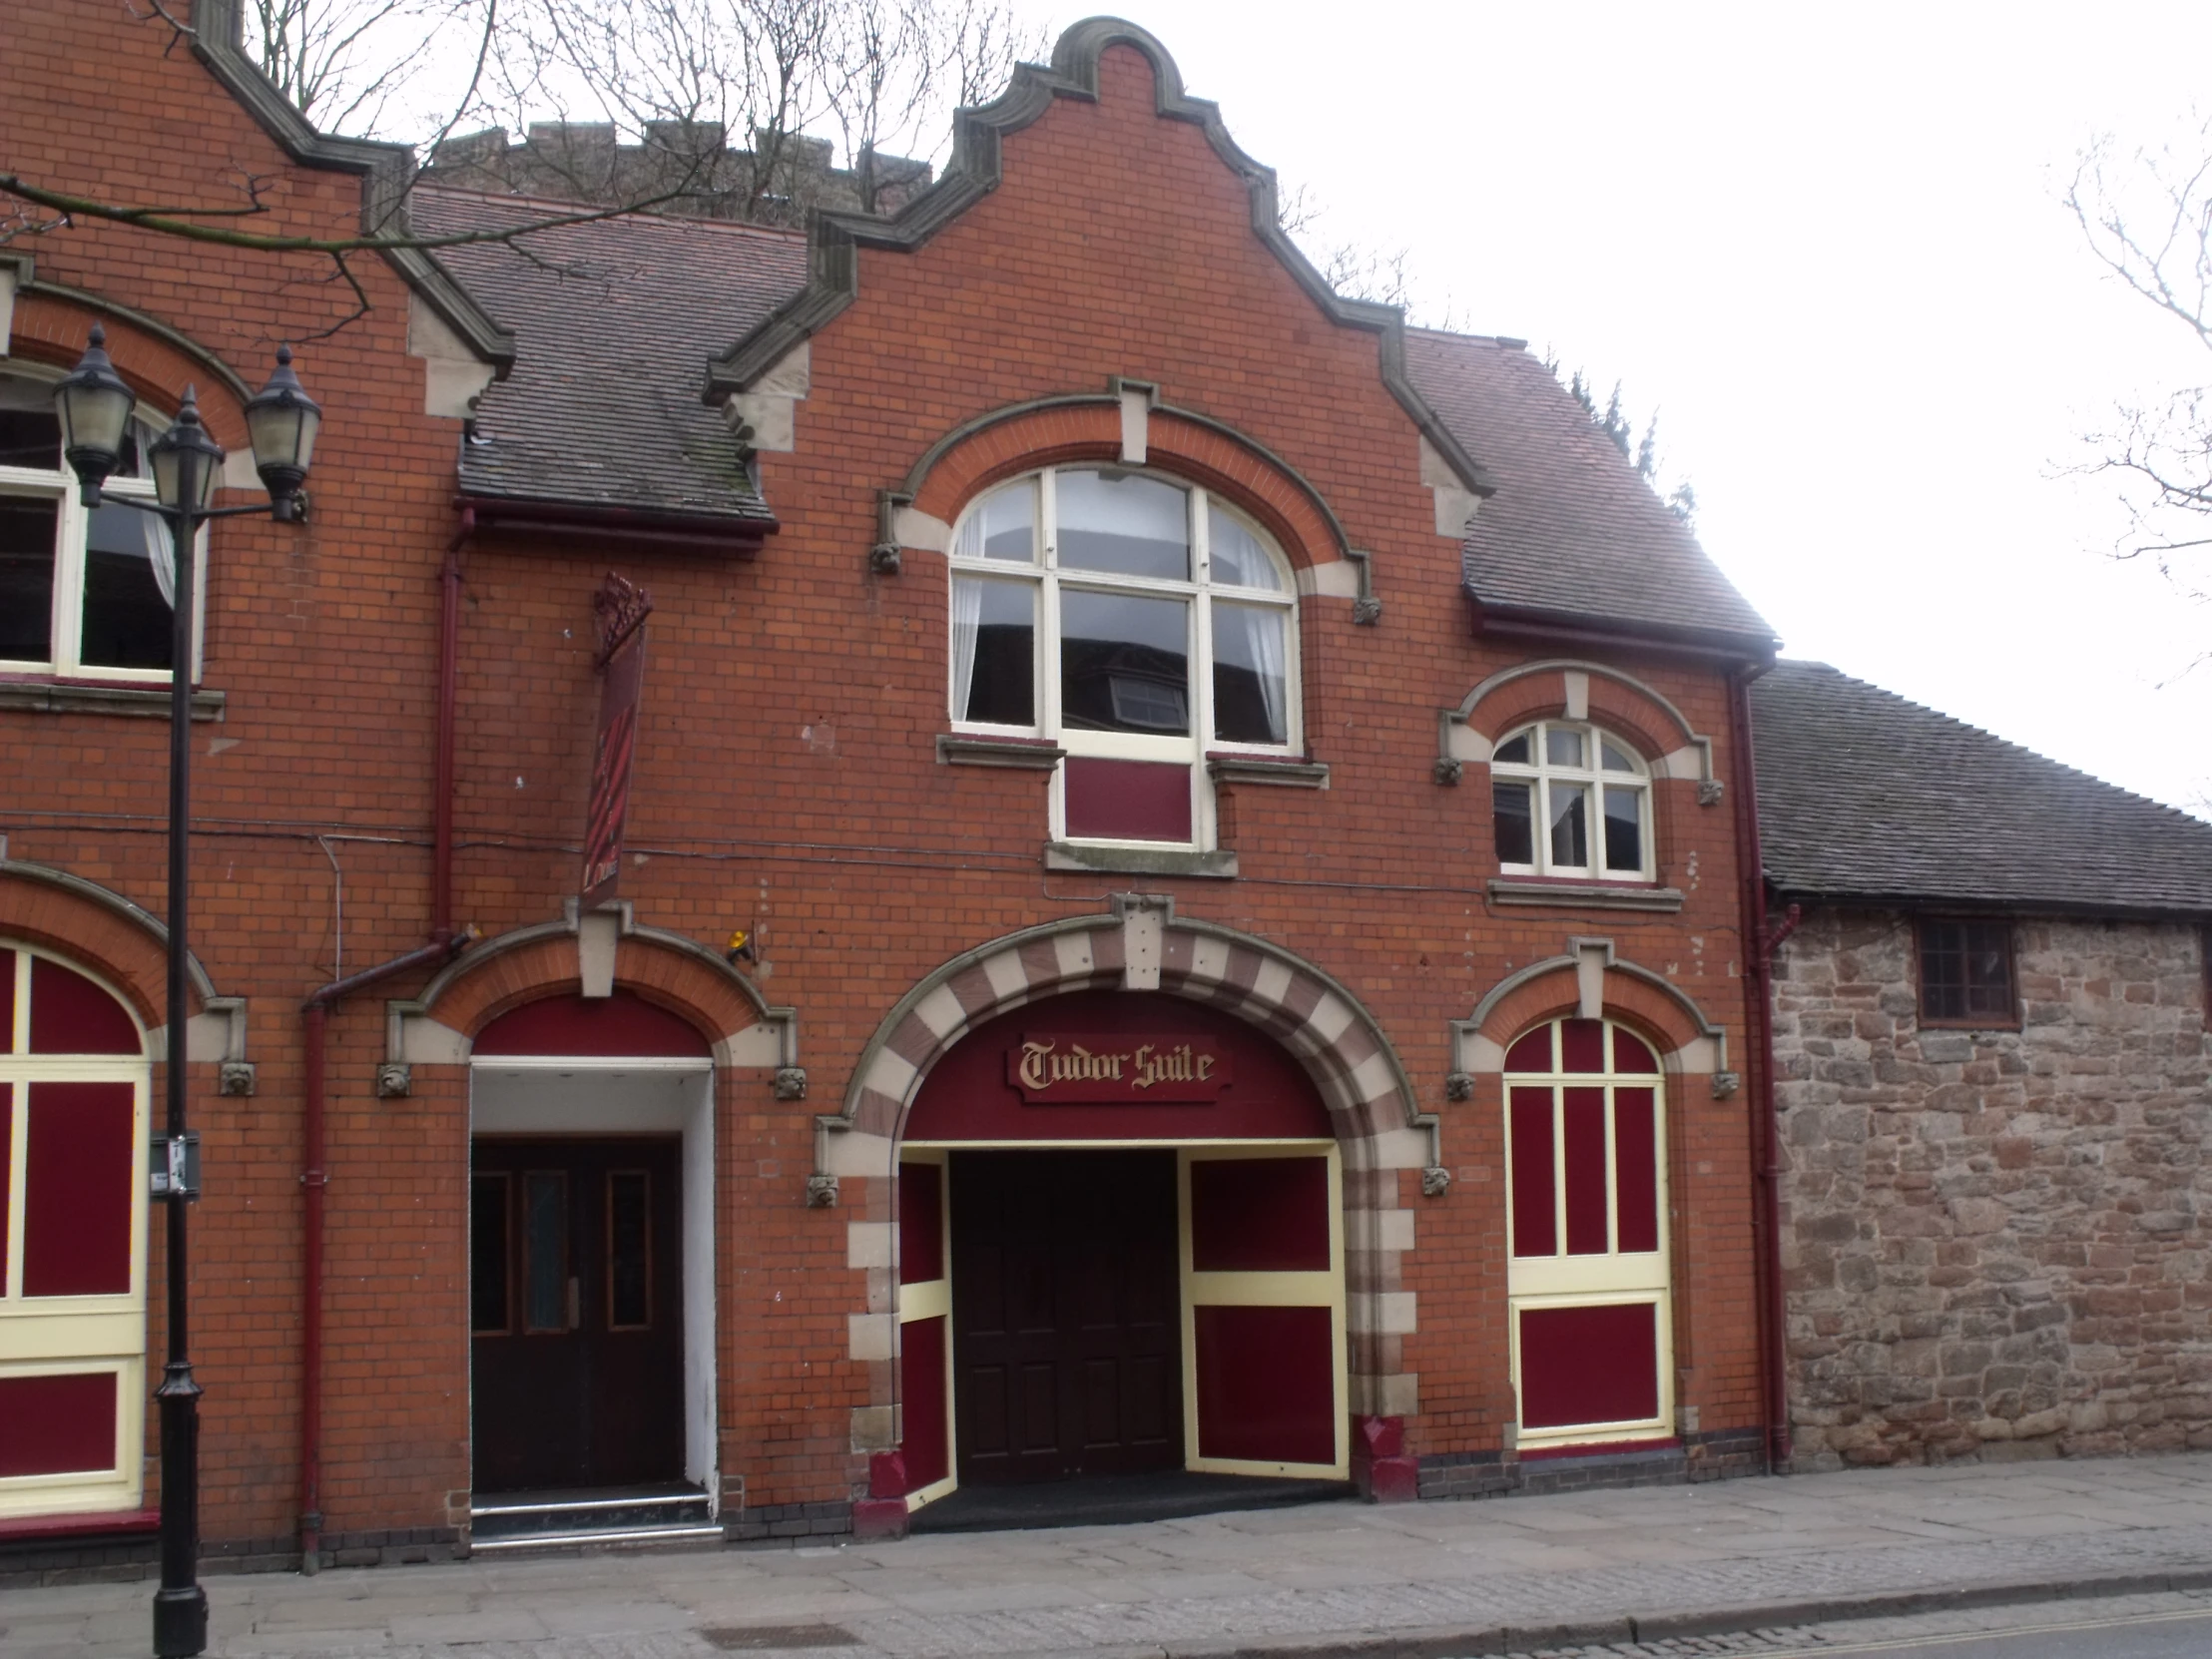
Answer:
[0,943,151,1517]
[949,466,1299,848]
[1502,1016,1672,1446]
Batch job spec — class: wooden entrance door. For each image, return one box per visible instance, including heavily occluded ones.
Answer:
[950,1150,1182,1483]
[470,1136,684,1493]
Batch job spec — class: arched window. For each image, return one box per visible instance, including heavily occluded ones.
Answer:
[0,943,151,1517]
[1490,721,1652,881]
[949,466,1298,847]
[0,367,202,683]
[1501,1015,1672,1445]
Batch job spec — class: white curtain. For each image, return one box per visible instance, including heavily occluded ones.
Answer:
[146,512,176,609]
[1223,602,1287,744]
[950,575,983,720]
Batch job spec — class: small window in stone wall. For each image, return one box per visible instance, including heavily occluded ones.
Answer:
[1917,917,2016,1026]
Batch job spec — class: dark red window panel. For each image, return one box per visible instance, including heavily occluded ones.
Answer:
[1063,757,1191,842]
[1518,1303,1659,1430]
[0,951,15,1050]
[1613,1028,1660,1073]
[1614,1087,1660,1253]
[0,1373,118,1477]
[899,1315,949,1488]
[1559,1018,1606,1073]
[24,1081,134,1298]
[1190,1157,1330,1273]
[899,1162,944,1285]
[0,1084,11,1288]
[1508,1086,1556,1257]
[473,991,711,1057]
[1561,1087,1609,1256]
[1503,1024,1551,1072]
[28,957,138,1055]
[1193,1304,1334,1464]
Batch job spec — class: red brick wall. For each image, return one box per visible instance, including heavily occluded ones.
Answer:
[1,12,1767,1548]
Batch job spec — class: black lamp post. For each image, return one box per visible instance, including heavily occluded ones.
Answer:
[54,327,322,1659]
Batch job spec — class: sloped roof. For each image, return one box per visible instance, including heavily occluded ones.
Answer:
[412,190,804,524]
[1405,330,1775,650]
[1752,660,2212,915]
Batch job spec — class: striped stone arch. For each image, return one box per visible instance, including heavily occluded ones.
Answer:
[822,893,1439,1417]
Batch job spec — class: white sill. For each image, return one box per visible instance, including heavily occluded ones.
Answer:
[1044,841,1238,879]
[0,679,224,721]
[1488,875,1683,912]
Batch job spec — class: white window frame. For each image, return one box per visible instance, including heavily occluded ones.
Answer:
[1502,1016,1672,1449]
[0,365,205,685]
[946,466,1301,850]
[0,941,152,1519]
[1490,719,1654,882]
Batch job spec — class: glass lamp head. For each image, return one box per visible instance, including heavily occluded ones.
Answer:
[150,386,226,513]
[244,344,321,520]
[53,324,138,505]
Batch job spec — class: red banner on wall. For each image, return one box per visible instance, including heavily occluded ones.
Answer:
[1006,1034,1235,1103]
[582,574,652,903]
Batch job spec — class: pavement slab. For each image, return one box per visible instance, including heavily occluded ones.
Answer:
[9,1453,2212,1658]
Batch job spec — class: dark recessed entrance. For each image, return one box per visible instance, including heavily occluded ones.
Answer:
[470,1135,684,1493]
[950,1149,1182,1484]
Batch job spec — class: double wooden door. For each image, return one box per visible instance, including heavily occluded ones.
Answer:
[470,1136,684,1493]
[950,1150,1182,1483]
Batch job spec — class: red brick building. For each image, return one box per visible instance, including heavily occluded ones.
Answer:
[0,2,1790,1570]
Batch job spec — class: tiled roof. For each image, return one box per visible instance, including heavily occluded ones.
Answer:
[412,190,806,523]
[1752,660,2212,915]
[1404,329,1775,649]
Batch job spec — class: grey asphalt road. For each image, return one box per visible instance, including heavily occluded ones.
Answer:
[1784,1610,2212,1658]
[1508,1603,2212,1659]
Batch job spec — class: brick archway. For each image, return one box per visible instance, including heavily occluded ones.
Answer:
[1436,659,1722,794]
[385,903,798,1079]
[825,893,1437,1421]
[0,858,251,1077]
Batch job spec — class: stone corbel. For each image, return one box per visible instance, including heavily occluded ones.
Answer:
[1421,1166,1452,1198]
[870,490,909,576]
[1444,1071,1473,1102]
[1347,549,1382,625]
[775,1066,809,1100]
[806,1172,839,1208]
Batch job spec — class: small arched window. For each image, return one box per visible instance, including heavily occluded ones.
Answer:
[0,367,198,682]
[1490,720,1652,881]
[949,466,1298,847]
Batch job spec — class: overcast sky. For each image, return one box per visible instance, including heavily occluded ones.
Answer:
[393,1,2212,815]
[973,1,2210,817]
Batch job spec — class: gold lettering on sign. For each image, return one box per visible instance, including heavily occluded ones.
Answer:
[1011,1036,1229,1102]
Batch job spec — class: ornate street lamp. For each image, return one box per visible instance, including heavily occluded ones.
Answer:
[55,328,325,1659]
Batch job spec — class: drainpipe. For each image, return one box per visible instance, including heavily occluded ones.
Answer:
[1728,664,1793,1474]
[298,509,476,1571]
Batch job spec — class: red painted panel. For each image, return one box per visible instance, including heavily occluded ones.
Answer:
[1615,1087,1660,1254]
[1559,1018,1606,1074]
[900,1315,949,1488]
[1194,1304,1334,1464]
[1503,1024,1551,1073]
[905,990,1331,1143]
[1063,758,1191,842]
[1508,1087,1555,1257]
[474,991,711,1057]
[0,951,15,1050]
[1190,1157,1329,1272]
[0,1084,10,1288]
[1614,1029,1660,1074]
[899,1162,943,1285]
[28,957,138,1055]
[1518,1303,1659,1429]
[1562,1086,1609,1256]
[0,1374,118,1476]
[24,1082,134,1298]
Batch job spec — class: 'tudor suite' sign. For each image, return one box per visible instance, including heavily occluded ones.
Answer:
[1007,1035,1235,1104]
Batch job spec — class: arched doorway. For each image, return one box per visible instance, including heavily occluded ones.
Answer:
[467,990,715,1515]
[895,987,1353,1509]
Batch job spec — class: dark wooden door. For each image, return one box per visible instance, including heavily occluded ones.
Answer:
[470,1136,684,1493]
[950,1149,1182,1483]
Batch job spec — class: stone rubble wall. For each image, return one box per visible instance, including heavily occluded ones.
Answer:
[1774,908,2212,1469]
